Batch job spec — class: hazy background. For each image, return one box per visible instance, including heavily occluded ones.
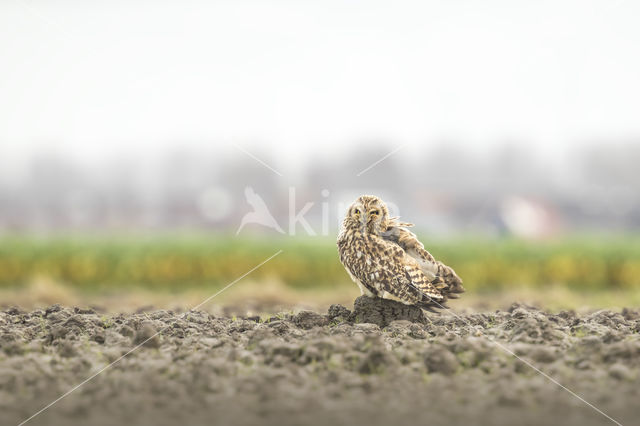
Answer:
[1,0,639,312]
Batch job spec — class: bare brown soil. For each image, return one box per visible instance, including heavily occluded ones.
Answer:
[1,297,639,426]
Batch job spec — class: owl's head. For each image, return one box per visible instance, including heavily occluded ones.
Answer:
[344,195,390,234]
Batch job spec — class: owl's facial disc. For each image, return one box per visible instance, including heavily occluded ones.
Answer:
[348,196,388,234]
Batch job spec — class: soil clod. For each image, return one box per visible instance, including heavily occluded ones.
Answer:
[351,295,427,327]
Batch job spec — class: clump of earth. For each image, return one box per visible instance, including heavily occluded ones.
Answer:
[1,297,639,426]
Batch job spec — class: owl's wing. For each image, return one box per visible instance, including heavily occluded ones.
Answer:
[343,236,445,309]
[382,223,465,298]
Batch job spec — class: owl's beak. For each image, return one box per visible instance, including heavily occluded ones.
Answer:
[360,212,368,227]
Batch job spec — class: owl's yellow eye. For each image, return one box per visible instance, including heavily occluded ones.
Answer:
[353,208,361,216]
[370,209,379,217]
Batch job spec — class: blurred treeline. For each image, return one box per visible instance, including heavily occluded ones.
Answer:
[2,144,640,236]
[0,235,639,292]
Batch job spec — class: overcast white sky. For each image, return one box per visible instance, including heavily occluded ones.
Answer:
[1,0,639,173]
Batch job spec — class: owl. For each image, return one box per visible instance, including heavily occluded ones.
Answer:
[337,195,464,310]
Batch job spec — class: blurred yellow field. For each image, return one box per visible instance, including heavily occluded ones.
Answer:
[1,234,639,312]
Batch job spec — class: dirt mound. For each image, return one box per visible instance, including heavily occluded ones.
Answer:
[0,300,638,426]
[350,295,428,327]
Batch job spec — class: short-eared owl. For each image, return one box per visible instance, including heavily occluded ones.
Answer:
[337,195,464,310]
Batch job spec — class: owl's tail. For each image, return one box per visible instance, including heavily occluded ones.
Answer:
[431,264,465,304]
